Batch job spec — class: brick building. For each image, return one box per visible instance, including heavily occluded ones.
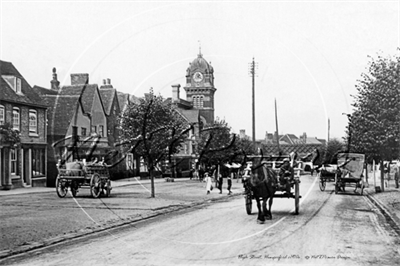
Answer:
[0,60,48,189]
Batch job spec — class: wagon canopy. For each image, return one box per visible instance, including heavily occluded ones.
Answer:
[224,163,242,169]
[337,153,365,178]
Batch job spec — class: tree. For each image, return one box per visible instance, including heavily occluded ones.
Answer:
[349,51,400,190]
[118,90,190,197]
[319,138,345,164]
[195,118,236,171]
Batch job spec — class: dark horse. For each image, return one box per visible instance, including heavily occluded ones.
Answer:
[246,160,277,223]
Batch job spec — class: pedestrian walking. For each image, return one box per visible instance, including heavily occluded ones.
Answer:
[204,172,213,194]
[227,170,233,195]
[218,173,223,194]
[394,165,399,189]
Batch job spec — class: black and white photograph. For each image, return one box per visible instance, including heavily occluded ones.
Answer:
[0,0,400,265]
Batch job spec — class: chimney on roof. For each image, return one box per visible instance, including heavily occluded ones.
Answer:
[171,84,180,103]
[100,78,113,89]
[51,67,60,90]
[302,132,307,143]
[240,129,246,139]
[71,73,89,85]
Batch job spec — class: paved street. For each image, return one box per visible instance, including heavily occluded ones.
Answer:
[1,175,399,266]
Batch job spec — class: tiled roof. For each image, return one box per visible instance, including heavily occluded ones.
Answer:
[175,109,199,124]
[45,95,81,136]
[99,88,115,115]
[59,84,99,115]
[0,60,46,108]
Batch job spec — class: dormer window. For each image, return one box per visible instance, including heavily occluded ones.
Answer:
[2,75,22,93]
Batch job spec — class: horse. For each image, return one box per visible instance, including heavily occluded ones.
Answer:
[246,160,278,223]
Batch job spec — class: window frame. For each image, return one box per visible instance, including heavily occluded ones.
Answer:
[0,105,4,125]
[29,109,38,134]
[12,107,20,131]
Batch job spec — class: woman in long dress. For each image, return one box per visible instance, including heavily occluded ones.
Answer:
[205,173,213,194]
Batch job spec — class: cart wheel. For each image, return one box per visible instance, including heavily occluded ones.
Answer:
[294,180,300,215]
[104,180,111,197]
[319,177,326,191]
[71,181,78,197]
[90,174,101,198]
[245,194,252,215]
[56,176,68,198]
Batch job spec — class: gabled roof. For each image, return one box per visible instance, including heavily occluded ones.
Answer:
[58,84,101,115]
[99,88,118,116]
[0,60,46,108]
[175,108,199,124]
[117,91,140,112]
[44,95,82,136]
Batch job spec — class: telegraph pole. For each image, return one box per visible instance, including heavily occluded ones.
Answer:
[249,58,257,149]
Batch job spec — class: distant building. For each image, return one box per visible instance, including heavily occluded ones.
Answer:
[239,129,325,157]
[0,60,48,189]
[34,70,131,186]
[165,51,217,172]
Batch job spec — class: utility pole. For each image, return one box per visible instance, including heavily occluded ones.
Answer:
[249,57,257,150]
[275,98,280,154]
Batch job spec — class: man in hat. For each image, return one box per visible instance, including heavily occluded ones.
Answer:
[279,158,294,194]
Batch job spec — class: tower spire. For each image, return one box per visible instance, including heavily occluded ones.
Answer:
[198,40,202,57]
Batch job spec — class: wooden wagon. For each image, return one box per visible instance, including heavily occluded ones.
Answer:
[56,161,112,198]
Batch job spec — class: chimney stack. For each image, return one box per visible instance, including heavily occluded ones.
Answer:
[70,73,89,85]
[171,84,180,102]
[50,67,60,90]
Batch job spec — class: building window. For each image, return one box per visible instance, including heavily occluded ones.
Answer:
[99,125,104,137]
[16,78,22,93]
[81,127,87,136]
[32,148,45,177]
[11,148,18,175]
[12,107,20,131]
[193,95,204,108]
[2,76,22,93]
[0,105,4,125]
[29,110,38,133]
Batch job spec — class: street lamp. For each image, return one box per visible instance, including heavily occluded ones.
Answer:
[342,113,352,152]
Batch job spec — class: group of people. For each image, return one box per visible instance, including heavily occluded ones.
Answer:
[203,170,234,195]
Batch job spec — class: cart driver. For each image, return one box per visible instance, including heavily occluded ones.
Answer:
[279,158,294,194]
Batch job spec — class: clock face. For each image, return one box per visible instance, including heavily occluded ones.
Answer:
[193,72,203,82]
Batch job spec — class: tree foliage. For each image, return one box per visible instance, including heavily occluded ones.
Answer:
[0,123,20,145]
[196,118,235,168]
[319,138,345,164]
[118,90,189,197]
[350,51,400,162]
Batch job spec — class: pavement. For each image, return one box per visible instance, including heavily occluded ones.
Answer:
[0,176,187,196]
[364,181,400,237]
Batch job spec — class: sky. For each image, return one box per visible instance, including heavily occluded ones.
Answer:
[1,0,399,141]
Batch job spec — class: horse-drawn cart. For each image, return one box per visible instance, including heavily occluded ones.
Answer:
[243,155,302,219]
[318,164,338,191]
[334,153,365,195]
[56,161,112,198]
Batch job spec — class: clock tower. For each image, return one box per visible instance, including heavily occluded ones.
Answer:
[183,51,216,125]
